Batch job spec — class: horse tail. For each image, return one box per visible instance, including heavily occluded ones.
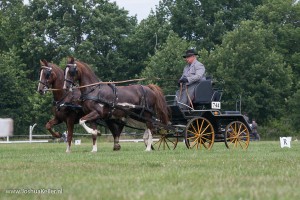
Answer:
[147,84,170,125]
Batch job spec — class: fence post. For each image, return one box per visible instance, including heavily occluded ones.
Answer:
[29,123,37,143]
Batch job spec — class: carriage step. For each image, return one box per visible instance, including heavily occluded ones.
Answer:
[173,124,186,128]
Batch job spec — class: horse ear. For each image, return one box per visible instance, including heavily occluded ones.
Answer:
[40,59,48,66]
[67,56,74,64]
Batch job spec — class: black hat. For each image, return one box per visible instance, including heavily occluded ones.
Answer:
[182,49,198,58]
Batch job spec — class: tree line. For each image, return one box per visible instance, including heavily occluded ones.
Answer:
[0,0,299,138]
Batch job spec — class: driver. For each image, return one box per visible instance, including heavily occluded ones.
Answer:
[176,49,206,108]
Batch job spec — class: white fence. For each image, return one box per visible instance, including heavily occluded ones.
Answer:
[0,123,48,144]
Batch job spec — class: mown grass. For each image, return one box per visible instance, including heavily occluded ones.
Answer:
[0,140,299,200]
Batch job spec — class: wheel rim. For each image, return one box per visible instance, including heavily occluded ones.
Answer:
[152,130,178,150]
[225,121,250,149]
[185,117,215,150]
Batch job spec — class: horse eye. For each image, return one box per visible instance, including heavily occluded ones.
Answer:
[70,67,77,76]
[45,70,51,79]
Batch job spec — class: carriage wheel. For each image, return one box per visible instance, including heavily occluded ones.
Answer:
[224,121,250,149]
[152,130,178,150]
[185,117,215,150]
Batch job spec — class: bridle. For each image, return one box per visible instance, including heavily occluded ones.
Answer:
[39,64,76,105]
[64,63,78,89]
[39,66,53,90]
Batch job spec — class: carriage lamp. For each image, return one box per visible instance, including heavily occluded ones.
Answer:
[214,111,220,116]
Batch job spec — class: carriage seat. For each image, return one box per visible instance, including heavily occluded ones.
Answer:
[192,80,222,105]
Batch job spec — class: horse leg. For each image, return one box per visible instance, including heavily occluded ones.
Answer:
[65,118,75,153]
[79,110,102,152]
[107,120,124,151]
[90,122,98,152]
[79,110,101,135]
[79,119,98,135]
[143,128,153,151]
[79,120,98,152]
[46,118,62,138]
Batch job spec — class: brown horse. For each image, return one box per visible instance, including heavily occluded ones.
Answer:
[37,59,89,152]
[63,57,170,151]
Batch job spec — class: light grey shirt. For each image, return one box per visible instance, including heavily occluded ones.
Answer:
[180,60,205,85]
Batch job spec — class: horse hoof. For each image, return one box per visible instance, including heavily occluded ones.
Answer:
[113,144,121,151]
[53,132,62,138]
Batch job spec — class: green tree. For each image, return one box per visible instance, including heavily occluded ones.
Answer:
[122,14,172,78]
[23,0,137,81]
[250,0,300,133]
[0,48,35,135]
[0,0,26,53]
[205,20,293,123]
[288,83,300,131]
[157,0,263,50]
[253,0,300,87]
[141,31,194,95]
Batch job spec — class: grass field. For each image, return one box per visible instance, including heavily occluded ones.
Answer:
[0,140,299,200]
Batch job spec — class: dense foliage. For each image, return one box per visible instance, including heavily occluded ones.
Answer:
[0,0,299,137]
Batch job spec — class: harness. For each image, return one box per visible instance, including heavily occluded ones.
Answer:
[138,85,148,118]
[54,90,83,112]
[80,84,153,120]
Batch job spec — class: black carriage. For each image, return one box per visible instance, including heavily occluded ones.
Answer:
[152,79,251,150]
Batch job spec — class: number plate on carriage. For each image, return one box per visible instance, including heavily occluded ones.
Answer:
[211,101,221,109]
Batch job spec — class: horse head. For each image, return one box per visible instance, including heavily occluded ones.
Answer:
[37,59,57,95]
[63,56,79,90]
[63,57,99,91]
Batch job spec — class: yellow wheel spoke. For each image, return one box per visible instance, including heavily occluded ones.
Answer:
[157,139,163,149]
[225,121,250,149]
[153,138,162,146]
[166,138,173,144]
[191,123,198,134]
[164,139,171,150]
[229,125,238,135]
[199,119,204,134]
[187,135,198,140]
[190,139,199,149]
[202,124,210,133]
[202,142,209,149]
[153,134,178,150]
[185,117,214,150]
[238,124,242,135]
[202,132,214,137]
[200,136,212,143]
[187,129,197,135]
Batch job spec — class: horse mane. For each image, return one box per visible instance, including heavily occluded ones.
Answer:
[75,60,101,82]
[50,63,63,72]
